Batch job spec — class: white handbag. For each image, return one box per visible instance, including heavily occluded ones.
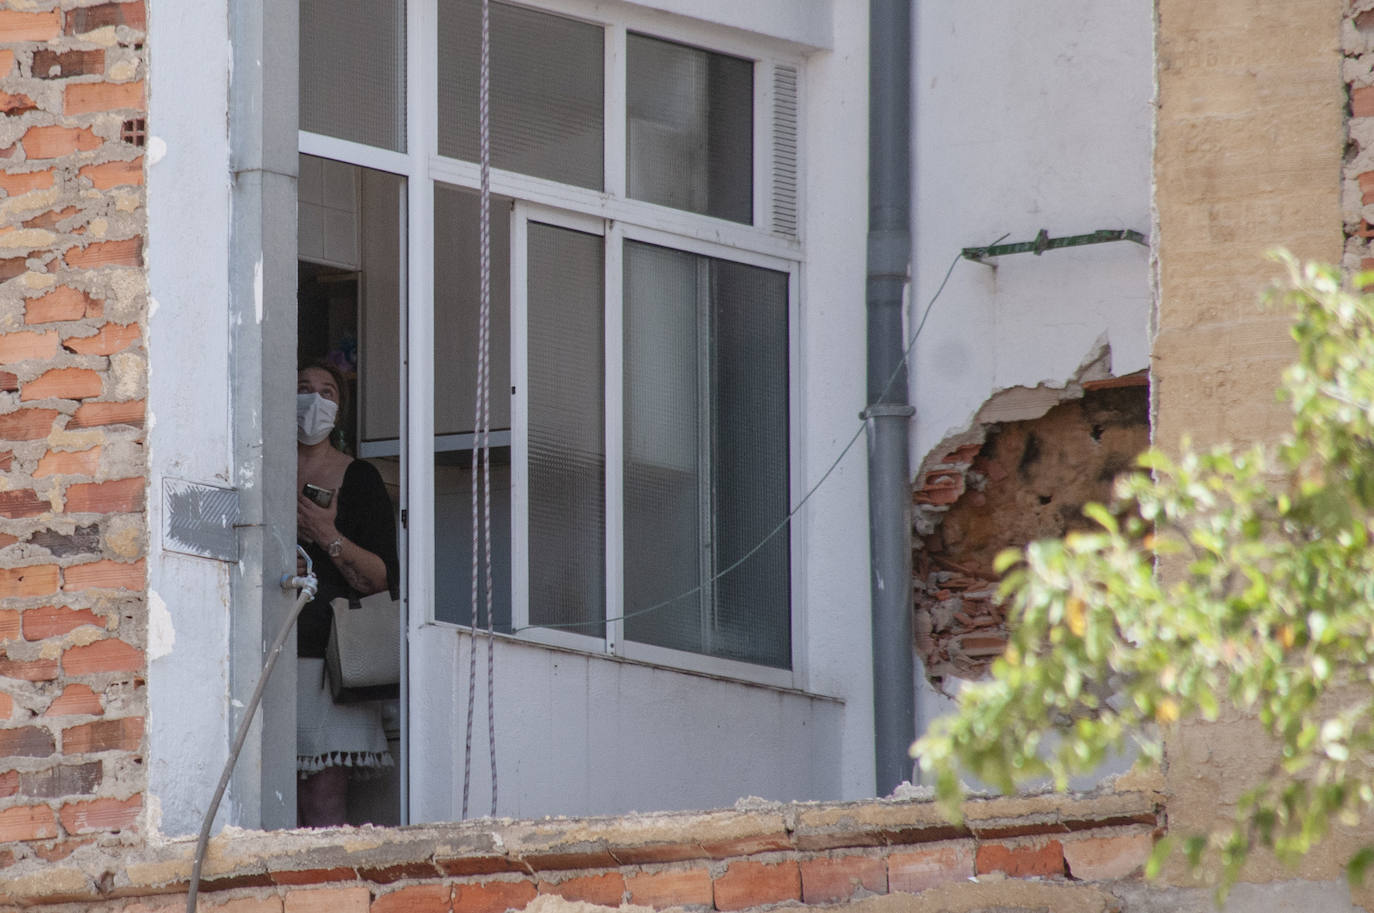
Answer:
[325,591,400,702]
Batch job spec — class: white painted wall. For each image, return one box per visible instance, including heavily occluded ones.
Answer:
[145,0,236,836]
[409,635,843,819]
[909,0,1154,466]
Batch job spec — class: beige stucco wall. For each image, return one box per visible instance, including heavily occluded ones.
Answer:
[1153,0,1352,898]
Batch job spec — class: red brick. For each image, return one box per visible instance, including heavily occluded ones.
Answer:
[45,683,102,717]
[64,323,139,356]
[285,886,371,913]
[62,558,145,592]
[0,564,59,597]
[0,408,60,440]
[69,400,142,432]
[0,169,54,197]
[0,692,11,719]
[63,716,143,753]
[32,49,105,79]
[22,367,102,402]
[65,237,143,270]
[20,761,101,797]
[0,9,61,41]
[800,854,887,903]
[23,605,101,640]
[0,329,59,362]
[625,867,713,907]
[1356,86,1374,119]
[24,206,82,231]
[0,257,27,281]
[0,92,36,115]
[23,125,102,160]
[203,898,284,913]
[887,842,975,893]
[64,477,142,514]
[1062,832,1152,881]
[64,639,141,675]
[65,80,144,116]
[975,839,1065,878]
[59,794,140,834]
[0,609,17,640]
[0,653,58,681]
[67,2,147,34]
[0,50,13,77]
[0,488,47,519]
[79,159,143,191]
[372,884,451,913]
[451,879,537,913]
[0,769,17,798]
[34,446,101,478]
[0,725,55,757]
[271,867,359,886]
[26,287,100,324]
[0,804,57,842]
[30,836,95,863]
[713,859,801,911]
[538,872,625,906]
[0,452,12,471]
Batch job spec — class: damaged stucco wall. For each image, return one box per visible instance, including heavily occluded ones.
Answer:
[907,1,1153,692]
[910,0,1154,476]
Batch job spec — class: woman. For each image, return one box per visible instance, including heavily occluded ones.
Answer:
[295,361,399,826]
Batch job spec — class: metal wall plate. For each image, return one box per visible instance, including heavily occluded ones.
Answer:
[163,478,240,562]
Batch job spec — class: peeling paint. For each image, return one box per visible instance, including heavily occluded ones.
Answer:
[148,136,167,167]
[253,258,263,325]
[148,590,174,660]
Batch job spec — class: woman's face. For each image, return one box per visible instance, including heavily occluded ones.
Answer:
[298,367,340,405]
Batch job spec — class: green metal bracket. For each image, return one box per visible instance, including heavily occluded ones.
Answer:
[961,228,1148,264]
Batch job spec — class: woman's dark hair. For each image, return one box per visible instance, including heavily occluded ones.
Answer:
[299,359,351,451]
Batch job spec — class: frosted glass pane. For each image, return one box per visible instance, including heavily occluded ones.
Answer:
[623,242,789,667]
[624,244,703,654]
[433,185,512,436]
[300,0,407,152]
[438,0,603,189]
[627,34,752,223]
[528,224,604,633]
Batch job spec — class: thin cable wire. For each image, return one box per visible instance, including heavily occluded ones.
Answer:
[515,246,970,632]
[479,0,498,818]
[462,0,496,822]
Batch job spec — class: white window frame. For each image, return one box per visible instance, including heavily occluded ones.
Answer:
[301,0,809,693]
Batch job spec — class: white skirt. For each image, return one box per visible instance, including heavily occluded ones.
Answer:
[296,658,394,778]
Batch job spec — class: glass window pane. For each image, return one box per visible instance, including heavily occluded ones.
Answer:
[438,0,604,190]
[300,0,407,152]
[623,242,788,667]
[627,34,752,224]
[710,259,790,668]
[528,224,604,633]
[623,244,704,654]
[432,184,513,630]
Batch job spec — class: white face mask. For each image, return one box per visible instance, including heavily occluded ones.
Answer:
[297,392,338,445]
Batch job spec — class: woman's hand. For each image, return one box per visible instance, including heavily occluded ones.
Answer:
[297,490,340,548]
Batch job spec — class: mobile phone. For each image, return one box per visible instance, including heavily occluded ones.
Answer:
[302,482,333,508]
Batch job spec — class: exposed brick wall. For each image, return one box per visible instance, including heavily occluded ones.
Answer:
[0,0,149,868]
[911,377,1148,689]
[0,792,1162,910]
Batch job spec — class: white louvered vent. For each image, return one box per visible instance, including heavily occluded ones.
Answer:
[771,63,799,238]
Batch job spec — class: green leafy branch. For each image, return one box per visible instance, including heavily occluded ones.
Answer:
[913,254,1374,896]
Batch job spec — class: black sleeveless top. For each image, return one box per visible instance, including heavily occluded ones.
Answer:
[296,459,400,658]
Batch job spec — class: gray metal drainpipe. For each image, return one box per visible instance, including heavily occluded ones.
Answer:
[865,0,917,796]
